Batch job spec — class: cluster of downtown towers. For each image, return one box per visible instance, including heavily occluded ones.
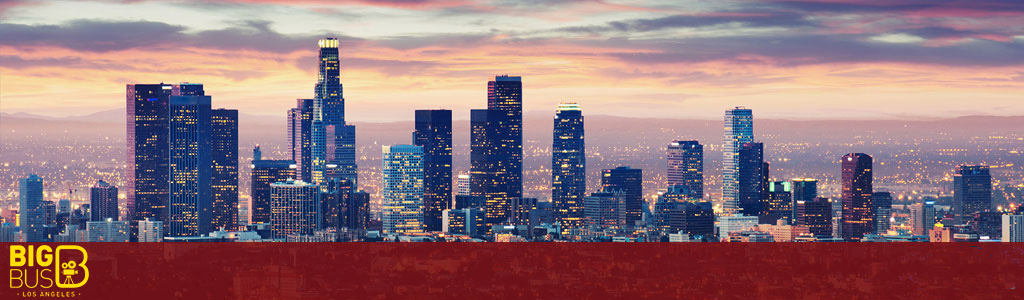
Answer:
[113,38,998,241]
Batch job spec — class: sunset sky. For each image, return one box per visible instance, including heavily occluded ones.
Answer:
[1,0,1023,121]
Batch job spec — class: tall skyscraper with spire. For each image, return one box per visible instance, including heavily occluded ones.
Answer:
[722,107,753,214]
[552,103,585,232]
[310,38,356,187]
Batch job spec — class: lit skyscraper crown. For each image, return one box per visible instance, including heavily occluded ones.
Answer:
[557,103,581,112]
[318,38,339,48]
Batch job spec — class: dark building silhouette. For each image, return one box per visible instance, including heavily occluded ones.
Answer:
[670,201,715,239]
[470,108,514,230]
[841,153,873,241]
[953,165,991,224]
[90,180,119,221]
[601,166,643,225]
[289,99,313,181]
[250,146,296,224]
[791,178,818,221]
[414,109,453,232]
[552,103,586,232]
[168,94,213,237]
[510,197,539,226]
[737,142,765,217]
[764,181,792,224]
[872,192,893,234]
[211,108,238,231]
[666,140,703,200]
[127,83,202,240]
[341,191,371,230]
[796,197,833,238]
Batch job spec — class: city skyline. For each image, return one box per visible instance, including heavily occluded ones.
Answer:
[2,1,1024,120]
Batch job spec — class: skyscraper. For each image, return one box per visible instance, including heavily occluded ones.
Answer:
[1003,214,1024,243]
[211,109,238,231]
[952,165,992,224]
[487,75,523,200]
[289,99,313,181]
[764,181,792,224]
[414,109,453,232]
[90,180,119,221]
[737,142,765,217]
[19,174,45,242]
[168,94,213,237]
[127,83,200,240]
[250,146,296,225]
[666,140,703,200]
[584,192,626,233]
[456,174,471,196]
[382,145,425,235]
[796,197,833,238]
[601,167,643,225]
[910,201,936,235]
[791,178,818,221]
[723,107,753,214]
[841,153,873,241]
[325,124,358,187]
[552,103,586,232]
[470,108,512,229]
[310,37,348,185]
[872,192,893,234]
[270,179,321,238]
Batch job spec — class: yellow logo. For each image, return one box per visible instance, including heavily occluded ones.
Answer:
[9,245,89,289]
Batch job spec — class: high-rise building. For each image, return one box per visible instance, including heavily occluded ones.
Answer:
[270,179,321,238]
[872,192,893,234]
[90,180,119,221]
[510,197,539,226]
[552,103,586,232]
[487,75,523,201]
[669,201,715,239]
[470,108,513,229]
[737,142,765,218]
[764,181,792,224]
[796,197,833,238]
[666,140,703,200]
[414,109,453,232]
[250,146,296,225]
[584,192,626,232]
[325,124,358,187]
[443,208,486,236]
[138,218,163,242]
[722,107,754,213]
[456,174,471,196]
[910,201,936,235]
[841,153,873,241]
[953,165,992,224]
[289,99,314,181]
[86,218,130,242]
[791,178,818,221]
[382,145,425,235]
[600,167,643,226]
[211,109,238,231]
[1003,214,1024,242]
[310,38,347,185]
[340,190,371,231]
[127,83,202,240]
[57,199,71,215]
[19,174,45,242]
[168,94,213,237]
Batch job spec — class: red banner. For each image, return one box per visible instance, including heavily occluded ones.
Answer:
[5,243,1024,299]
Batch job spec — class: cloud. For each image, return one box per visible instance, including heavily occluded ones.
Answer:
[0,19,360,53]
